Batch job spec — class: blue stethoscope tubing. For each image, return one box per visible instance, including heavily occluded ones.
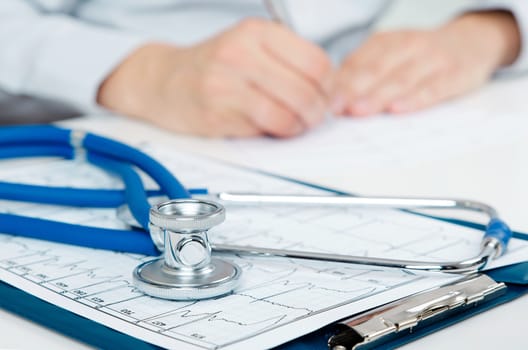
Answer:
[0,125,514,274]
[0,125,194,255]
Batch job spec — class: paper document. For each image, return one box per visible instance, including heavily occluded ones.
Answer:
[1,148,527,349]
[225,83,528,177]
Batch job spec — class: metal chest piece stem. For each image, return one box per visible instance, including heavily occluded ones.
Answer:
[133,199,242,300]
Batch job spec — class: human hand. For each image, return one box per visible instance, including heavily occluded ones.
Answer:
[97,19,334,137]
[333,11,521,116]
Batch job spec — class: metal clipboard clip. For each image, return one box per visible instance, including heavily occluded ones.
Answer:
[328,274,506,350]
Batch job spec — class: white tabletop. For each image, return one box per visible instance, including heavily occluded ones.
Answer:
[1,76,527,349]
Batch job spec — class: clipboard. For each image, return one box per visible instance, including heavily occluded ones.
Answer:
[276,262,528,350]
[0,168,527,349]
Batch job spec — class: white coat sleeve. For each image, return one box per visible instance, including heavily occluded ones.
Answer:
[470,0,528,74]
[0,0,149,111]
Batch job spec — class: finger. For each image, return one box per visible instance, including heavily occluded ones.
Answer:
[348,56,446,116]
[336,32,429,103]
[191,61,304,138]
[169,74,262,137]
[241,83,306,138]
[217,110,264,138]
[257,20,334,93]
[245,48,328,127]
[202,69,305,137]
[337,38,411,96]
[387,72,466,113]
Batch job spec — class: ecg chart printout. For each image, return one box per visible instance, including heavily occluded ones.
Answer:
[1,150,528,350]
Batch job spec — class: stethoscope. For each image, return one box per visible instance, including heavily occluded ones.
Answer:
[0,125,512,300]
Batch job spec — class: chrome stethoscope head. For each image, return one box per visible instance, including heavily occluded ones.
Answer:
[133,199,242,300]
[129,194,512,301]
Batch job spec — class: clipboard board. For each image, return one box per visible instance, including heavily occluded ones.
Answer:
[0,162,527,350]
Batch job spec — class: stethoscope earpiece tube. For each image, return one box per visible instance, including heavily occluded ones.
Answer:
[0,125,172,255]
[0,213,158,256]
[82,133,191,200]
[86,152,151,230]
[0,125,71,145]
[0,144,73,159]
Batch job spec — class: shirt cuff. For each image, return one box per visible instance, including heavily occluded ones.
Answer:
[23,17,149,112]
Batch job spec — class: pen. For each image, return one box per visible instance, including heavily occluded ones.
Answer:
[262,0,336,119]
[264,0,294,28]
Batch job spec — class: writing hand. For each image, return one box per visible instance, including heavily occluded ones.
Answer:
[98,19,333,137]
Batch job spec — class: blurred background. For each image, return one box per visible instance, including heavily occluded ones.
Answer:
[377,0,473,29]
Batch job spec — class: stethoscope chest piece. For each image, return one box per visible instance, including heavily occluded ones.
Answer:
[133,199,242,300]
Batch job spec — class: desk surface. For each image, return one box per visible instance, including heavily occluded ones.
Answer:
[1,77,527,349]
